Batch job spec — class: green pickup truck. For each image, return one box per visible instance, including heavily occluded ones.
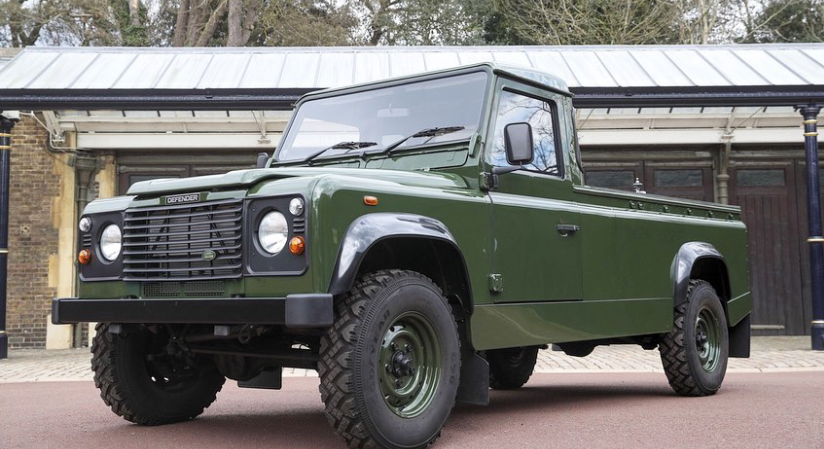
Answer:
[53,63,751,449]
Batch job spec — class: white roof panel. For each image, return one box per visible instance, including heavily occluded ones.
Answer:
[526,51,579,86]
[734,50,805,84]
[769,49,824,84]
[198,53,251,89]
[278,53,321,88]
[389,52,426,77]
[240,53,286,88]
[317,52,355,88]
[595,50,652,87]
[354,52,390,83]
[27,52,99,89]
[114,53,175,88]
[156,54,214,88]
[665,50,730,86]
[1,44,823,94]
[491,50,531,67]
[630,50,692,86]
[0,50,60,88]
[698,50,766,86]
[72,53,138,89]
[561,51,616,87]
[423,51,460,71]
[457,51,494,65]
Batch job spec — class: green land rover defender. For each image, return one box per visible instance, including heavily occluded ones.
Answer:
[53,63,751,449]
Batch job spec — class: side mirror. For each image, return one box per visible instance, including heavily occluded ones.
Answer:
[256,152,269,168]
[503,122,533,166]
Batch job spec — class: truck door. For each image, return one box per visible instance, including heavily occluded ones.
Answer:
[487,86,583,303]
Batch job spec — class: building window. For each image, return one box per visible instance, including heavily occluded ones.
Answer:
[737,169,785,187]
[586,170,635,190]
[654,169,704,187]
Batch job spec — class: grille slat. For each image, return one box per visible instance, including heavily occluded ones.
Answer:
[123,224,241,239]
[124,216,241,231]
[124,206,242,222]
[123,198,244,281]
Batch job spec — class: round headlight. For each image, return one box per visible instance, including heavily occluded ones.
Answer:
[79,217,92,232]
[289,197,304,216]
[258,211,289,254]
[100,224,122,261]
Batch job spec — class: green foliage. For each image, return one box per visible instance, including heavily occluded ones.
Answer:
[751,0,824,42]
[111,0,150,46]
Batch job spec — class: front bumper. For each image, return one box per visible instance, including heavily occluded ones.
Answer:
[51,294,333,329]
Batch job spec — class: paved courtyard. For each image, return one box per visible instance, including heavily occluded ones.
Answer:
[1,336,822,383]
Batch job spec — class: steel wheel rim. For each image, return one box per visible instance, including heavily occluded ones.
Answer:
[378,311,441,418]
[695,307,721,372]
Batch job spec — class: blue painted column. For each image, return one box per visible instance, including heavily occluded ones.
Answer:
[800,105,824,350]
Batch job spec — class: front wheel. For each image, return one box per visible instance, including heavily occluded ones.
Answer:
[91,324,225,425]
[659,280,729,396]
[318,270,461,449]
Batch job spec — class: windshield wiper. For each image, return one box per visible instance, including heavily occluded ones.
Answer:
[304,141,378,165]
[377,126,466,157]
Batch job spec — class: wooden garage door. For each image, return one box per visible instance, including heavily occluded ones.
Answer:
[729,163,805,334]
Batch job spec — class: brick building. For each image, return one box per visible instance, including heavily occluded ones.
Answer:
[0,45,822,348]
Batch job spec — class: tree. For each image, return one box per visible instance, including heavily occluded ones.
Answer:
[492,0,681,45]
[352,0,487,45]
[252,0,356,46]
[749,0,824,42]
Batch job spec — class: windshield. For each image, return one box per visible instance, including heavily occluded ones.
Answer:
[276,71,489,162]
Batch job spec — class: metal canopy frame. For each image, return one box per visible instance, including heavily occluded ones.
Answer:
[1,86,824,110]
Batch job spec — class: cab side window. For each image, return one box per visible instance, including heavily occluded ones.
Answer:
[489,90,560,176]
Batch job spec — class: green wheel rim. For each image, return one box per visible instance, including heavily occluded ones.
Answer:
[378,311,441,418]
[695,307,721,373]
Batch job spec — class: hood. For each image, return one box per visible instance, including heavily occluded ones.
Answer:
[127,167,470,197]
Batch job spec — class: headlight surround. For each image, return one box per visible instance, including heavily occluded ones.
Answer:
[258,211,289,255]
[99,224,122,261]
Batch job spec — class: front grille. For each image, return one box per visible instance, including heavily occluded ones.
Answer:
[123,199,243,281]
[142,281,227,298]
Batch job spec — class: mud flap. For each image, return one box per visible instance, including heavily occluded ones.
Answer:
[729,313,751,358]
[456,342,489,405]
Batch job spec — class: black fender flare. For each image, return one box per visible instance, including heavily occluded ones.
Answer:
[327,213,472,309]
[671,241,728,306]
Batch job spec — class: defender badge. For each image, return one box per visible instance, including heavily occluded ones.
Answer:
[202,250,217,261]
[164,193,201,205]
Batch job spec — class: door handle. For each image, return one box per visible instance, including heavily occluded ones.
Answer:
[556,224,580,236]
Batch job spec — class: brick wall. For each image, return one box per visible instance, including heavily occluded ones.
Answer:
[6,115,61,348]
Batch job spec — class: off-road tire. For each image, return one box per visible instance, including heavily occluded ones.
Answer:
[91,323,225,425]
[659,280,729,396]
[318,270,461,449]
[487,346,539,390]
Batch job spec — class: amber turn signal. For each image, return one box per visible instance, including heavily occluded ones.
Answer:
[78,249,91,265]
[364,195,379,206]
[289,236,305,255]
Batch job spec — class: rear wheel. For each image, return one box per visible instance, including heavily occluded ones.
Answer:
[319,270,461,449]
[659,280,729,396]
[91,323,225,425]
[487,346,539,390]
